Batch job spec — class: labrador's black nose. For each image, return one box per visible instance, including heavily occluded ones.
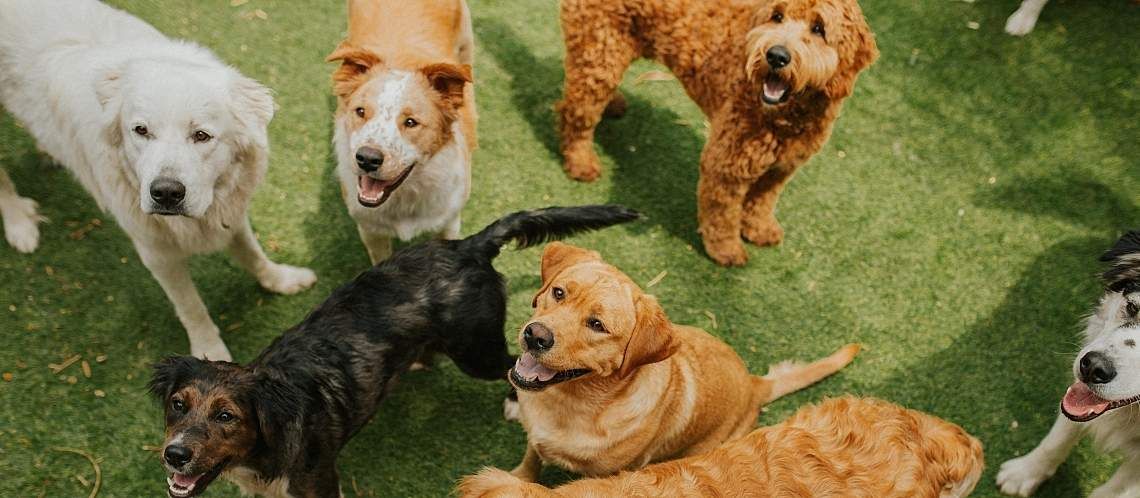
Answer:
[163,444,193,468]
[149,178,186,210]
[523,322,555,352]
[766,45,791,70]
[355,146,384,172]
[1079,351,1117,385]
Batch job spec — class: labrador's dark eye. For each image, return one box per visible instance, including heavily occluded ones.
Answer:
[770,11,783,23]
[134,125,149,137]
[586,317,606,333]
[171,399,185,412]
[404,117,418,128]
[216,411,234,423]
[811,21,826,38]
[192,130,212,143]
[355,107,366,118]
[552,287,565,301]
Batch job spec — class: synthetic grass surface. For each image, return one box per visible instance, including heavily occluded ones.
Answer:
[1,0,1137,496]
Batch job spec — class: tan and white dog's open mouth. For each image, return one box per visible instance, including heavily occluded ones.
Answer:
[357,164,416,207]
[1061,381,1140,422]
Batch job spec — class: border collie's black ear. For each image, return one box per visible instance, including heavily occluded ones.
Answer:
[148,356,205,400]
[1101,231,1140,292]
[252,374,305,462]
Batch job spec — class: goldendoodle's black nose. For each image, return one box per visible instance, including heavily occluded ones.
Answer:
[355,146,384,172]
[163,444,193,468]
[149,178,186,209]
[1079,351,1116,384]
[523,322,554,351]
[766,45,791,70]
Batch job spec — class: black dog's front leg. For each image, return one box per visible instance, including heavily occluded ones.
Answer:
[288,465,341,498]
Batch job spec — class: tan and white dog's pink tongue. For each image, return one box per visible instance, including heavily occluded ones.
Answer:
[514,353,558,382]
[358,176,386,204]
[1062,382,1111,420]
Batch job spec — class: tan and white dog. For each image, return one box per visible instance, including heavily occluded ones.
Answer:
[0,0,316,361]
[328,0,477,264]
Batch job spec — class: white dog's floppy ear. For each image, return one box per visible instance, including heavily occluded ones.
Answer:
[95,70,124,146]
[229,75,276,133]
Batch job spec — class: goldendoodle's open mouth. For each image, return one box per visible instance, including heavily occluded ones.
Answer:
[761,74,790,105]
[166,461,225,498]
[509,352,590,391]
[1061,382,1140,422]
[357,163,416,208]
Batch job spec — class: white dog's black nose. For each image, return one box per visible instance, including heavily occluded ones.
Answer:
[766,46,791,70]
[1079,351,1117,384]
[523,322,554,352]
[355,146,384,172]
[163,444,193,468]
[150,178,186,209]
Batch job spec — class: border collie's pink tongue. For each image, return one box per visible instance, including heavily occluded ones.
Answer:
[1062,382,1111,421]
[358,176,386,205]
[514,353,558,382]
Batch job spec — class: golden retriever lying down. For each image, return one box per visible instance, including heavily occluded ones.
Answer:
[460,397,985,498]
[502,242,860,480]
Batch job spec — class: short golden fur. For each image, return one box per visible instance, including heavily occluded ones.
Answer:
[460,397,985,498]
[505,242,860,480]
[556,0,877,266]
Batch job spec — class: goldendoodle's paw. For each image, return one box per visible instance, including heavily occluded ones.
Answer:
[996,455,1053,496]
[259,263,317,295]
[2,196,45,253]
[743,221,784,247]
[562,143,603,182]
[704,238,749,267]
[190,336,233,362]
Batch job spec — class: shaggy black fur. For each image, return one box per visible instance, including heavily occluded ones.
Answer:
[1101,230,1140,292]
[149,205,640,497]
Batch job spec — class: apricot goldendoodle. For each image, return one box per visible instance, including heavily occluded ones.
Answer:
[557,0,878,266]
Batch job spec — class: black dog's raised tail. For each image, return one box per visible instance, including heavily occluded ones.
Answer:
[464,205,640,258]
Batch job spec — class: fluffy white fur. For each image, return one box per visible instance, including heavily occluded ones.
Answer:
[0,0,316,361]
[997,290,1140,497]
[1005,0,1049,36]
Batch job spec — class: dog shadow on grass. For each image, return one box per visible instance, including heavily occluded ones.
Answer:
[476,19,706,251]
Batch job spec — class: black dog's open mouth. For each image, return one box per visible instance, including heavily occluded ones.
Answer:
[509,353,590,391]
[167,461,225,498]
[357,163,416,208]
[761,74,790,105]
[1061,382,1140,422]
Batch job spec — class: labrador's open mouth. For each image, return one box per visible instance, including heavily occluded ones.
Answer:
[166,461,225,498]
[509,352,590,391]
[1061,382,1140,422]
[761,74,790,105]
[357,163,416,208]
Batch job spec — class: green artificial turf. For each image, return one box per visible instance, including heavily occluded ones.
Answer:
[1,0,1137,496]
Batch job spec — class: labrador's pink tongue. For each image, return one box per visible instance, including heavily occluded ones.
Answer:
[1062,382,1111,419]
[173,473,201,488]
[514,353,558,382]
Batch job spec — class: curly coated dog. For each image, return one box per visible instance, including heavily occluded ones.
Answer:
[556,0,877,266]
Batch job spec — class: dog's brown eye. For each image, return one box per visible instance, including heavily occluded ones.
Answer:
[133,125,149,137]
[192,130,212,143]
[404,117,418,128]
[811,21,826,38]
[770,11,783,23]
[355,107,366,118]
[552,287,565,301]
[216,411,235,423]
[586,317,606,333]
[171,399,185,412]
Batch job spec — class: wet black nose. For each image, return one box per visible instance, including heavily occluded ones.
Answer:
[766,45,791,70]
[163,445,193,468]
[355,146,384,172]
[523,322,555,352]
[1079,351,1117,385]
[149,178,186,209]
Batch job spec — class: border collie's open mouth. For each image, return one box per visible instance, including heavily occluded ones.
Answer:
[509,352,590,391]
[761,74,790,105]
[1061,382,1140,422]
[166,461,225,498]
[357,163,416,208]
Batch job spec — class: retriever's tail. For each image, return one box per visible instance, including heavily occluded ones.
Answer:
[756,344,861,404]
[461,205,640,259]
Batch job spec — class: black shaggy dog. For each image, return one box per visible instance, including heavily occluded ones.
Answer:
[148,205,639,498]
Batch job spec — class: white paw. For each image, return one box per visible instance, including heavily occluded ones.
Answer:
[1005,8,1040,36]
[190,338,233,362]
[259,263,317,295]
[409,361,429,372]
[2,196,44,253]
[503,397,521,422]
[996,455,1053,496]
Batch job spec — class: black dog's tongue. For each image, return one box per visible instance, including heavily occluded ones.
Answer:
[514,353,558,382]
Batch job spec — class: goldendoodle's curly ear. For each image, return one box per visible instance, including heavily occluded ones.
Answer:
[327,42,382,99]
[824,4,878,101]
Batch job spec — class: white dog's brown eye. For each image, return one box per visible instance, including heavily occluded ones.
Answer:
[192,130,212,143]
[216,411,235,423]
[811,21,826,38]
[133,125,149,137]
[586,317,606,333]
[770,11,783,23]
[552,287,565,301]
[171,399,185,412]
[404,117,418,128]
[355,107,366,118]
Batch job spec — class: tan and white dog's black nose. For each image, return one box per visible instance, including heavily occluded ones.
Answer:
[523,322,555,352]
[355,146,384,172]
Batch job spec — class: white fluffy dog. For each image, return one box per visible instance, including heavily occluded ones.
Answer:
[0,0,316,361]
[998,231,1140,497]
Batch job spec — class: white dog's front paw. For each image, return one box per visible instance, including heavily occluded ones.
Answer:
[996,455,1053,496]
[190,338,233,362]
[1005,8,1040,36]
[2,197,44,253]
[259,263,317,295]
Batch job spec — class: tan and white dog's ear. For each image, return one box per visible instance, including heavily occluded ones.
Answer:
[421,62,472,108]
[532,242,600,307]
[618,294,677,378]
[326,42,381,98]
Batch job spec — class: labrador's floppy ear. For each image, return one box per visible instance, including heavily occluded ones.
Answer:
[421,62,472,109]
[532,242,601,307]
[326,42,382,99]
[618,293,678,378]
[148,356,206,400]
